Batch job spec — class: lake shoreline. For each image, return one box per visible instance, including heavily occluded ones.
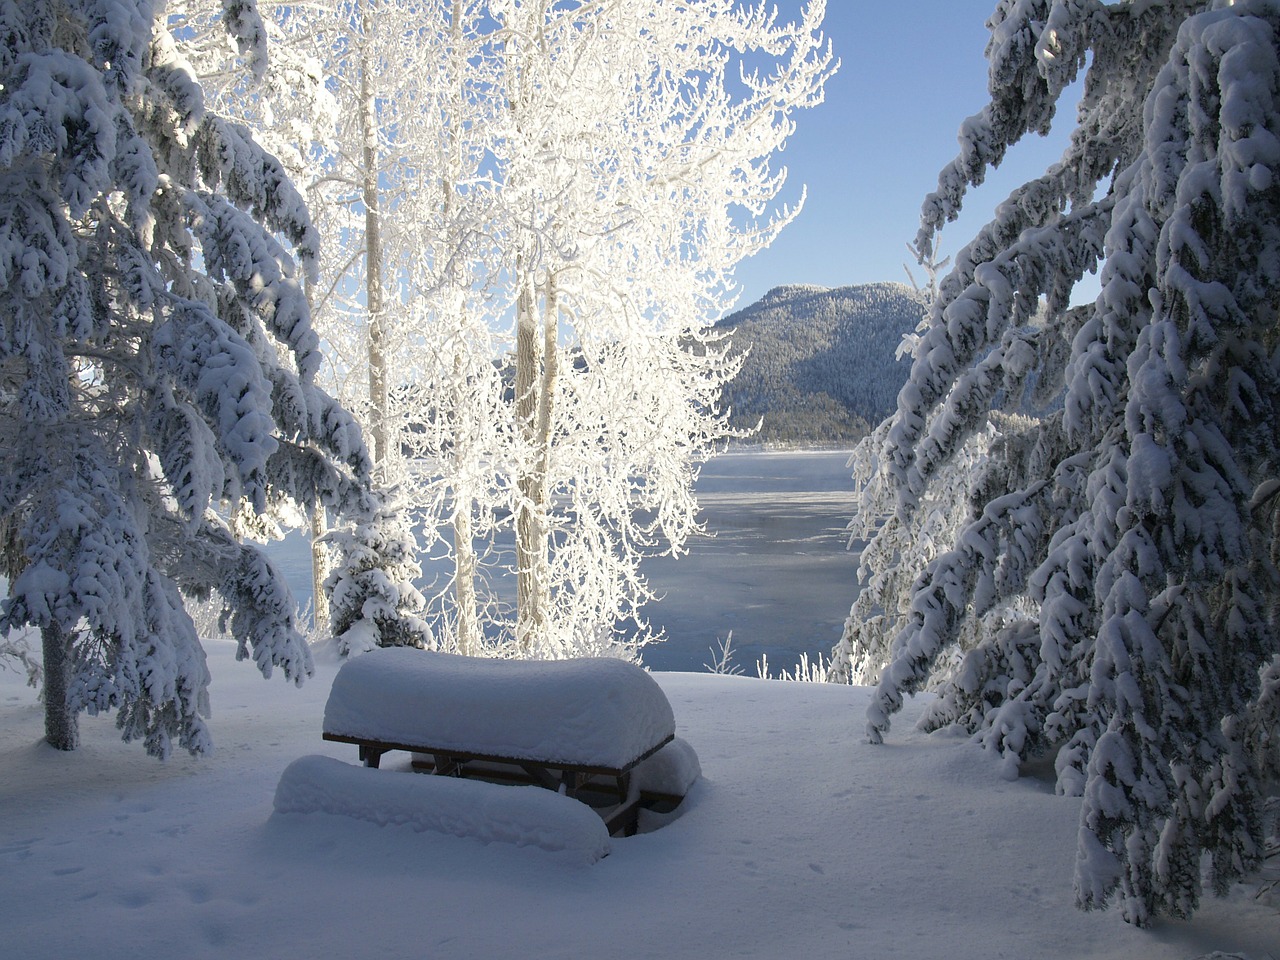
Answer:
[265,447,861,675]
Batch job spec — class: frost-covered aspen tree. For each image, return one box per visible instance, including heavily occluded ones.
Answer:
[487,0,836,658]
[377,1,509,656]
[191,0,833,659]
[245,0,501,653]
[0,0,424,757]
[846,0,1280,925]
[187,0,511,656]
[280,0,502,473]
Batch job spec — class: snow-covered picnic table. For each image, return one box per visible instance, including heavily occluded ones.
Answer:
[321,648,691,836]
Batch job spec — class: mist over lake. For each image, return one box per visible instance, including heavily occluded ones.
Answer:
[268,448,860,675]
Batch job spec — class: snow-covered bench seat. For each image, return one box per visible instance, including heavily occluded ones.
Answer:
[321,648,686,836]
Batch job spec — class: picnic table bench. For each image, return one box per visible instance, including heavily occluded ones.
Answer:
[321,648,690,837]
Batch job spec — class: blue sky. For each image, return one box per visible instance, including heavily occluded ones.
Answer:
[733,1,1088,310]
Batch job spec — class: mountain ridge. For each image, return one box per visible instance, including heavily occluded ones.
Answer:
[716,281,925,445]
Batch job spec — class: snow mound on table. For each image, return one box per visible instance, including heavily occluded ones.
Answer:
[634,737,701,797]
[273,755,611,863]
[323,648,676,769]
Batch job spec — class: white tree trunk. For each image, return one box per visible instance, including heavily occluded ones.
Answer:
[514,274,559,654]
[452,488,479,655]
[514,269,546,653]
[447,331,482,654]
[310,507,330,636]
[359,0,388,467]
[245,0,832,660]
[536,277,558,488]
[440,0,481,654]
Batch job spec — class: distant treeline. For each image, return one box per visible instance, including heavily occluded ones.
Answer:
[716,282,926,446]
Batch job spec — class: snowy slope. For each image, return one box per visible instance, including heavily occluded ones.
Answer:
[0,640,1274,960]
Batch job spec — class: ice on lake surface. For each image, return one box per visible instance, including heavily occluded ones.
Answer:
[640,448,860,673]
[267,448,859,675]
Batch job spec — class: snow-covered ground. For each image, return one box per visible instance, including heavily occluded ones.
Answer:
[2,640,1275,960]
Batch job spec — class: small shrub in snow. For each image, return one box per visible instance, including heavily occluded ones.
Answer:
[756,651,830,683]
[703,632,744,676]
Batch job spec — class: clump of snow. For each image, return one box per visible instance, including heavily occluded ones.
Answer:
[273,754,610,864]
[323,648,676,769]
[633,736,701,798]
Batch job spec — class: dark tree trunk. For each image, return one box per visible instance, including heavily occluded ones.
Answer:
[41,620,78,751]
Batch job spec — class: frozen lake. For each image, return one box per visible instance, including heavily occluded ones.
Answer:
[638,448,860,674]
[269,448,861,675]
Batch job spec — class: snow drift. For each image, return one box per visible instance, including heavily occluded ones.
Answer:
[273,754,612,864]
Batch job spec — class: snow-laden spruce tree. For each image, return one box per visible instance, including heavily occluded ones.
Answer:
[0,0,427,757]
[840,0,1280,925]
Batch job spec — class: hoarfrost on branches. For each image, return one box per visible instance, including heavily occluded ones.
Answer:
[212,0,835,659]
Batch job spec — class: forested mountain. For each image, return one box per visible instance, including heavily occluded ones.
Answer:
[716,283,926,445]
